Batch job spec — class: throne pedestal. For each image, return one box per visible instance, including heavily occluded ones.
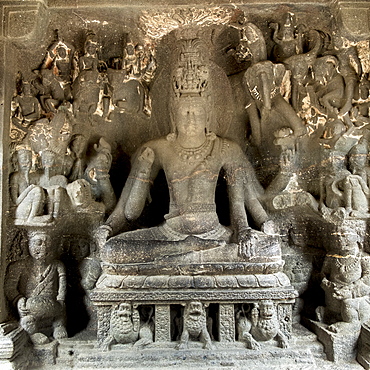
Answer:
[90,238,297,347]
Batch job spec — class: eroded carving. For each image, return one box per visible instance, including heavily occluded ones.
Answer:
[102,303,154,350]
[5,229,67,345]
[237,301,289,349]
[177,301,213,350]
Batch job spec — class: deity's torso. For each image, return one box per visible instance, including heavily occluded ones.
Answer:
[141,135,244,236]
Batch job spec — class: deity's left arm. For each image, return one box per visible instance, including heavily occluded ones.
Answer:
[224,142,251,234]
[103,145,158,236]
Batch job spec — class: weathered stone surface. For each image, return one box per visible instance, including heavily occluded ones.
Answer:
[1,1,370,369]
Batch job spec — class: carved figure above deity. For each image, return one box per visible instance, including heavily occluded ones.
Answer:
[270,12,304,62]
[237,300,289,349]
[42,30,75,84]
[241,23,306,147]
[78,31,100,72]
[5,229,67,345]
[105,35,156,117]
[325,36,363,118]
[11,81,41,127]
[95,37,278,266]
[309,56,345,119]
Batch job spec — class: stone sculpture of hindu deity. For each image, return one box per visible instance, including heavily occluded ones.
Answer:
[7,3,370,368]
[95,37,277,266]
[240,22,306,148]
[5,229,67,345]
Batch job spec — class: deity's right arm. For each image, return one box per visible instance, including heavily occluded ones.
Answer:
[104,144,159,236]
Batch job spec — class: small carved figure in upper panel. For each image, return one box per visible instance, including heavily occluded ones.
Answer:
[324,36,363,118]
[11,80,41,128]
[106,34,156,117]
[5,229,67,345]
[78,31,100,72]
[270,12,304,62]
[42,30,75,84]
[241,23,306,148]
[237,300,289,349]
[308,56,345,119]
[72,31,105,121]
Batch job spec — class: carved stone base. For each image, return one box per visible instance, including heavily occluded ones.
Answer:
[357,322,370,369]
[305,319,360,363]
[30,341,58,367]
[56,337,316,369]
[0,322,29,370]
[90,272,297,347]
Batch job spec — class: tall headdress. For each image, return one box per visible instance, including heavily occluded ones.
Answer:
[170,38,212,135]
[172,38,209,99]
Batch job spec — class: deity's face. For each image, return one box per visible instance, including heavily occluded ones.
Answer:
[175,100,207,139]
[29,232,51,262]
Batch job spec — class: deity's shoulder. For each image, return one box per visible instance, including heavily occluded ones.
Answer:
[137,136,169,153]
[218,137,246,160]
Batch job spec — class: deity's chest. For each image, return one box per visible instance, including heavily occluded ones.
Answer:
[332,256,362,284]
[165,158,222,195]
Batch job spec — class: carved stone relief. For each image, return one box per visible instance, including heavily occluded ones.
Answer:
[1,1,370,369]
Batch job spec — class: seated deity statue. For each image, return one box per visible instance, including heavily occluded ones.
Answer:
[5,229,67,345]
[96,95,275,264]
[316,228,370,333]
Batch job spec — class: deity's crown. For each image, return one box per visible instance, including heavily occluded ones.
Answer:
[173,38,209,98]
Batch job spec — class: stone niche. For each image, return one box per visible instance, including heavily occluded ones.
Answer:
[1,1,370,369]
